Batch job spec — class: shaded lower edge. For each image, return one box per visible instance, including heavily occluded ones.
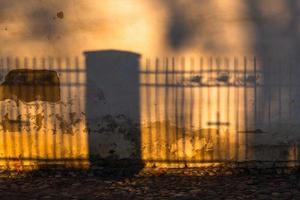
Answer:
[0,157,300,170]
[0,158,90,171]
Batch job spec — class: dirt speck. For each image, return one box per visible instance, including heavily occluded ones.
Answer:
[56,11,64,19]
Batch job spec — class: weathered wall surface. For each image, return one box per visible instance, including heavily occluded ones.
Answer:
[85,51,141,160]
[1,0,298,57]
[0,0,254,57]
[139,56,300,167]
[0,57,88,169]
[1,0,300,168]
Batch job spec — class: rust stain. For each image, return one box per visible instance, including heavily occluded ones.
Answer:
[141,121,225,162]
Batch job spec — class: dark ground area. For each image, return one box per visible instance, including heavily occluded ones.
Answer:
[0,168,300,200]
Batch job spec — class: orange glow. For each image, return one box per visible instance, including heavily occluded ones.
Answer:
[140,56,257,167]
[0,57,88,170]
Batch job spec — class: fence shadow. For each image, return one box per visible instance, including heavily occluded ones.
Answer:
[245,0,300,163]
[0,50,144,177]
[140,56,300,167]
[0,56,89,170]
[140,56,256,167]
[0,52,298,175]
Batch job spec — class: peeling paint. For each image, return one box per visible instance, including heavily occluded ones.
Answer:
[140,121,235,163]
[88,114,140,159]
[1,113,29,132]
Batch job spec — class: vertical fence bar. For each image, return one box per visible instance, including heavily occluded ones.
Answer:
[225,57,230,160]
[39,57,45,160]
[164,57,170,160]
[60,58,67,161]
[216,57,221,160]
[190,57,195,163]
[199,56,204,161]
[74,56,81,166]
[32,57,37,160]
[254,56,257,129]
[243,56,248,160]
[145,58,152,160]
[234,57,239,160]
[174,57,179,163]
[24,57,32,162]
[46,57,53,160]
[7,57,16,161]
[50,57,57,161]
[154,57,160,161]
[181,57,186,163]
[208,57,213,161]
[171,57,177,163]
[16,57,24,167]
[288,57,292,125]
[278,57,282,130]
[0,58,6,167]
[268,57,271,130]
[56,57,63,160]
[66,57,73,159]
